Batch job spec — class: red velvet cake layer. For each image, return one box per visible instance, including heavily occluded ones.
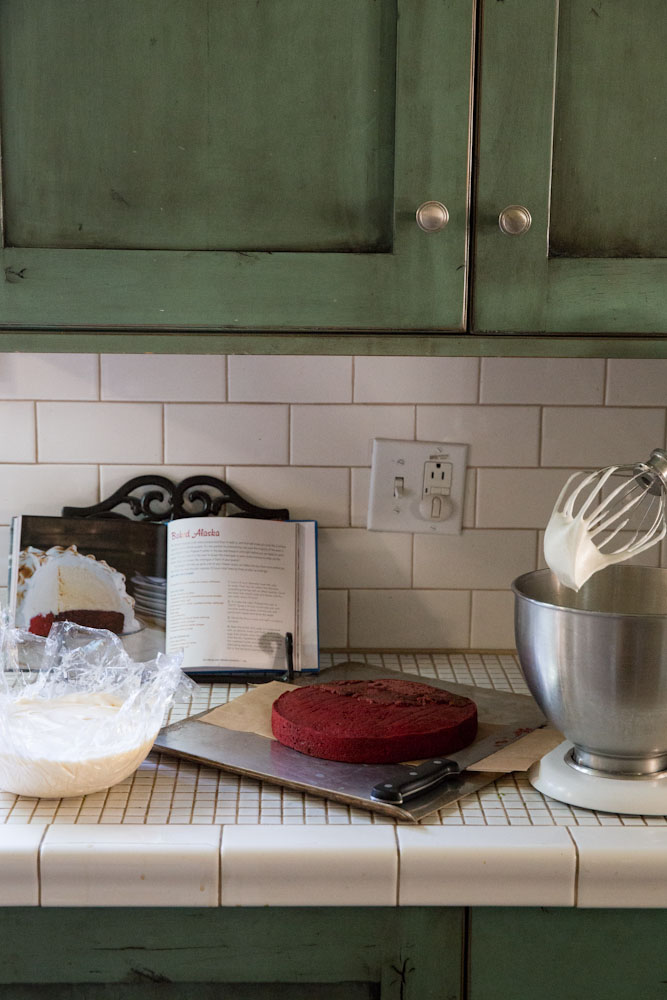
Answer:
[271,678,478,764]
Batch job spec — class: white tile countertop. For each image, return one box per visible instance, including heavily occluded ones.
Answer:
[2,652,667,909]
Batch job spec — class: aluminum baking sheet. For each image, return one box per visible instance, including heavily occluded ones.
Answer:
[154,662,545,822]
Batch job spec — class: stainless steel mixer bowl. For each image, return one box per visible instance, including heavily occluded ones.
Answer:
[512,565,667,775]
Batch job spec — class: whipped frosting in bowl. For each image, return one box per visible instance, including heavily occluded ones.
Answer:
[0,691,157,798]
[0,620,193,800]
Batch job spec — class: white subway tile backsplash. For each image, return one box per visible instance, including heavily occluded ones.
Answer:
[318,528,412,588]
[101,354,225,402]
[463,469,476,528]
[227,466,349,527]
[316,590,348,648]
[354,357,479,403]
[349,590,470,648]
[413,530,537,589]
[0,354,98,400]
[480,358,605,405]
[470,591,516,649]
[350,468,371,526]
[229,356,352,402]
[541,407,665,467]
[606,360,667,406]
[476,468,574,529]
[165,404,288,464]
[0,403,35,461]
[416,406,540,467]
[0,526,9,587]
[37,402,163,464]
[2,350,666,653]
[0,465,98,522]
[291,405,414,466]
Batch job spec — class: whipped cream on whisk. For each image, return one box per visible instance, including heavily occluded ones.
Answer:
[544,454,667,592]
[544,505,624,591]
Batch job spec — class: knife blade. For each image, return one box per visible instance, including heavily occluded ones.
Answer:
[370,725,535,805]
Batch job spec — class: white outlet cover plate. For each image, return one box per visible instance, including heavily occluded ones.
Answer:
[367,438,468,534]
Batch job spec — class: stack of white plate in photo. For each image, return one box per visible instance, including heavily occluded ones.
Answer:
[130,573,166,624]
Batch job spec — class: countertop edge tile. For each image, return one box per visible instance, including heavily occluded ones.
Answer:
[397,825,576,907]
[571,826,667,908]
[0,824,46,906]
[220,824,398,907]
[40,824,222,907]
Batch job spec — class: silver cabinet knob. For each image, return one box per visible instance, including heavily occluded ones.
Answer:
[498,205,532,235]
[416,201,449,232]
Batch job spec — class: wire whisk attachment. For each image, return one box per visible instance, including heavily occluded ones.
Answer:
[544,449,667,591]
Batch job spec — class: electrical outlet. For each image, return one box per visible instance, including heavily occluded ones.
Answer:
[367,438,468,534]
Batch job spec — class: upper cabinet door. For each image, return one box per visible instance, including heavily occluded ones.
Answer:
[473,0,667,334]
[0,0,473,334]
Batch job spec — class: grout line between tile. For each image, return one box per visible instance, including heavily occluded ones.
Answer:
[36,823,49,907]
[393,824,400,906]
[32,401,39,463]
[565,826,580,906]
[218,824,224,905]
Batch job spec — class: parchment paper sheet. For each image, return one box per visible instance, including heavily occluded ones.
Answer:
[199,681,563,773]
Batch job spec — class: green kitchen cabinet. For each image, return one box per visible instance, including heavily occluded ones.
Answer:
[4,904,667,999]
[473,0,667,336]
[468,907,667,1000]
[0,907,465,1000]
[0,0,473,337]
[0,0,666,357]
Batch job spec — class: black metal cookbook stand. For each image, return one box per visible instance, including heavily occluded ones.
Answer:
[62,475,295,684]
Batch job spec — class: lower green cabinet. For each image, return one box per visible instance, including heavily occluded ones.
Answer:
[0,908,464,1000]
[4,906,667,998]
[469,907,667,1000]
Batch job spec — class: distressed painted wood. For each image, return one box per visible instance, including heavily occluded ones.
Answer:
[0,0,473,333]
[473,0,667,334]
[469,907,667,1000]
[0,907,464,1000]
[0,987,374,999]
[1,330,666,358]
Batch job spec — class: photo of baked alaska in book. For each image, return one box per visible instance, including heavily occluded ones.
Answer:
[16,545,141,637]
[8,514,318,675]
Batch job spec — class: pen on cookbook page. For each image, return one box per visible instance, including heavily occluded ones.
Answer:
[285,632,294,682]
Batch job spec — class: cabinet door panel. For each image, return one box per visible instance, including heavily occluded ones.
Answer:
[469,907,667,1000]
[473,0,667,334]
[0,0,473,333]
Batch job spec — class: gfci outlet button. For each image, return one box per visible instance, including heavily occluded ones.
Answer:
[367,438,468,535]
[419,494,454,521]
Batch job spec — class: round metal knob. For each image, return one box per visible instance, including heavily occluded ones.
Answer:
[498,205,532,235]
[416,201,449,232]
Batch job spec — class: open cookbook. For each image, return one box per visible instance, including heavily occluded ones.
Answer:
[7,514,318,675]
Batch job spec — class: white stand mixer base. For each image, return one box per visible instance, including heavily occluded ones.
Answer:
[528,741,667,816]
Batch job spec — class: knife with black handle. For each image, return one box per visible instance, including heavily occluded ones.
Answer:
[371,757,461,804]
[369,726,525,805]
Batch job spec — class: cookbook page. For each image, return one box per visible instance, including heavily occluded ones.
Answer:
[8,514,167,664]
[295,521,319,672]
[166,517,297,673]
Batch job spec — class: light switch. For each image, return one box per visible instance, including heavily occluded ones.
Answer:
[367,438,468,534]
